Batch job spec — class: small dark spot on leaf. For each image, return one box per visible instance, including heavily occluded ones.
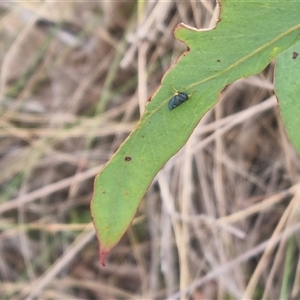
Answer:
[125,192,129,196]
[125,156,132,161]
[217,59,220,62]
[292,52,298,59]
[102,191,106,194]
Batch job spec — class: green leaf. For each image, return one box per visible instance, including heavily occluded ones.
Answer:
[91,0,300,266]
[274,40,300,154]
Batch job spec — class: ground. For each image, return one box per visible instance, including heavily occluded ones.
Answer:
[0,1,300,299]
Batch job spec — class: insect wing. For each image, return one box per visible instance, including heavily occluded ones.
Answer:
[168,92,189,110]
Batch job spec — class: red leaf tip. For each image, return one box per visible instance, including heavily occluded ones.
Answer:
[99,246,110,267]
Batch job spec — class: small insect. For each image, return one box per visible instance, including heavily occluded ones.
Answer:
[168,91,189,111]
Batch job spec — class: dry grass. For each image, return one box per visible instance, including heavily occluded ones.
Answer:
[0,1,300,299]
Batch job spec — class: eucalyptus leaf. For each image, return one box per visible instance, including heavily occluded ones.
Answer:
[91,0,300,266]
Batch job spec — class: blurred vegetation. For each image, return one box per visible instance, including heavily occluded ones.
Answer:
[0,1,300,299]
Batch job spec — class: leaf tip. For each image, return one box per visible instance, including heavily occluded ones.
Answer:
[99,244,110,267]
